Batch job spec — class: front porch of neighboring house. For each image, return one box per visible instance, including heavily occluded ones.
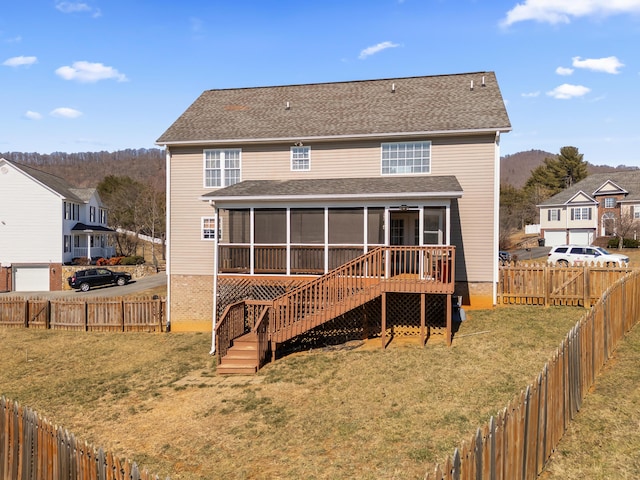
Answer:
[210,201,460,374]
[68,223,116,263]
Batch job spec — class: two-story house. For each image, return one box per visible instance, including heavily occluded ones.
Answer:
[157,72,511,370]
[539,170,640,247]
[0,159,115,292]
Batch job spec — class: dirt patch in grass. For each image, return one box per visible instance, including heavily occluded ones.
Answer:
[1,306,585,479]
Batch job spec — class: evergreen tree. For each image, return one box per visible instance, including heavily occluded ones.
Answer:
[524,146,588,197]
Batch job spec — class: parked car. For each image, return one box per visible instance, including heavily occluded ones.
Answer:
[547,245,629,267]
[67,268,132,292]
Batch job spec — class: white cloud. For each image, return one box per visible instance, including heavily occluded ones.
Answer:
[359,41,400,59]
[3,55,37,67]
[572,56,624,74]
[521,91,540,97]
[546,83,591,99]
[50,107,83,119]
[501,0,640,27]
[556,66,574,76]
[55,61,128,83]
[24,111,43,120]
[55,2,101,18]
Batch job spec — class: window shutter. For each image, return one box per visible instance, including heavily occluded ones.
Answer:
[548,210,551,221]
[571,209,574,221]
[588,208,592,220]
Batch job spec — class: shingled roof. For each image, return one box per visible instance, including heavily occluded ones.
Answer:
[540,170,640,206]
[1,158,92,203]
[157,72,511,145]
[201,176,463,203]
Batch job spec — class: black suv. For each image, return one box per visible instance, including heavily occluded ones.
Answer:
[67,268,132,292]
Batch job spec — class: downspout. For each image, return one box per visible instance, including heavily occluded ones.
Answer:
[210,202,219,354]
[492,131,501,305]
[164,147,171,332]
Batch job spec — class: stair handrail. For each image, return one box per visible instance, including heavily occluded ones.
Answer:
[270,247,387,341]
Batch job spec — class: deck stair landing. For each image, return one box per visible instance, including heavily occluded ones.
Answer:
[215,246,455,374]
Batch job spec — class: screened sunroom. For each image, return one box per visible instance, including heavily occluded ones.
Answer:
[202,176,463,277]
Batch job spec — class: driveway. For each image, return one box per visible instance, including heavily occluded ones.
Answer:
[0,272,167,298]
[510,246,551,262]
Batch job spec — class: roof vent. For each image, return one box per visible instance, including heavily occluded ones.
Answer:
[470,80,474,91]
[481,76,486,87]
[285,101,290,110]
[391,83,396,93]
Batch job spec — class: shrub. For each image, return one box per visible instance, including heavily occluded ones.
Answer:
[108,256,123,266]
[72,257,90,265]
[96,257,108,266]
[607,238,640,249]
[120,255,145,265]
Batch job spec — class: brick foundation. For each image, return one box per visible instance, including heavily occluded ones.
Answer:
[169,274,214,331]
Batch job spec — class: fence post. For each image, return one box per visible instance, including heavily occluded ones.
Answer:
[544,265,549,307]
[583,265,589,308]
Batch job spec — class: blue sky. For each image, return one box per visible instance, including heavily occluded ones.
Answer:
[1,1,639,167]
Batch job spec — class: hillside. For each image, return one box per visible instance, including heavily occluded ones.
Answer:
[500,149,638,188]
[0,149,165,190]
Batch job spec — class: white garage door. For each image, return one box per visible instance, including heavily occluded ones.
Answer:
[569,230,594,245]
[544,231,567,247]
[14,266,50,292]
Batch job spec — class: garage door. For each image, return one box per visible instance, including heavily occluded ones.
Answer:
[544,231,567,247]
[569,230,594,245]
[14,266,50,292]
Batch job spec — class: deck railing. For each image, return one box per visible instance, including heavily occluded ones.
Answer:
[269,245,455,344]
[216,245,455,366]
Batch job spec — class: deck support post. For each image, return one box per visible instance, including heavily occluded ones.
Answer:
[381,292,387,349]
[446,293,452,346]
[420,293,426,347]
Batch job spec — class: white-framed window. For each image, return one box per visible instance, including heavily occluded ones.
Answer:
[291,146,310,171]
[204,149,241,188]
[202,217,222,240]
[571,207,592,221]
[64,235,71,253]
[547,208,561,221]
[64,202,71,220]
[99,208,107,224]
[604,197,616,208]
[634,205,640,219]
[90,206,96,222]
[381,141,431,175]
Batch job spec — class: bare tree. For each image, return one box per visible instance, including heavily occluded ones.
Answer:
[613,212,640,250]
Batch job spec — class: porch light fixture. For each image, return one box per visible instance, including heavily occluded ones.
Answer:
[294,141,304,147]
[399,205,408,211]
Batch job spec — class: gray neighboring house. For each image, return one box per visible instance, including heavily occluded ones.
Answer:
[539,170,640,247]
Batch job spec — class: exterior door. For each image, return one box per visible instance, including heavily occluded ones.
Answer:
[390,211,419,246]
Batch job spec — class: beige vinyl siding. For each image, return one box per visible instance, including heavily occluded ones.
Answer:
[169,133,498,283]
[432,136,496,283]
[169,146,216,275]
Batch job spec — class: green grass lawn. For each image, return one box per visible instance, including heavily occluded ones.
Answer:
[0,305,627,479]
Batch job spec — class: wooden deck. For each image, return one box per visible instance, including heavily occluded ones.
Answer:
[216,246,455,374]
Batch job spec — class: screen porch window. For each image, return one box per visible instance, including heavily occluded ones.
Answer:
[204,149,241,187]
[291,146,310,171]
[381,141,431,175]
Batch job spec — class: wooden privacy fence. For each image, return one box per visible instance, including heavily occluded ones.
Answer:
[498,263,631,307]
[424,269,640,479]
[0,296,166,332]
[0,397,168,480]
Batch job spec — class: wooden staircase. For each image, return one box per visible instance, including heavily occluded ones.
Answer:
[216,332,260,375]
[215,246,456,374]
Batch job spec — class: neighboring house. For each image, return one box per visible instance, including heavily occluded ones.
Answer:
[539,170,640,247]
[0,158,115,292]
[156,71,511,368]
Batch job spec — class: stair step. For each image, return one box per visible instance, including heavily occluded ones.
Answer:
[217,363,258,375]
